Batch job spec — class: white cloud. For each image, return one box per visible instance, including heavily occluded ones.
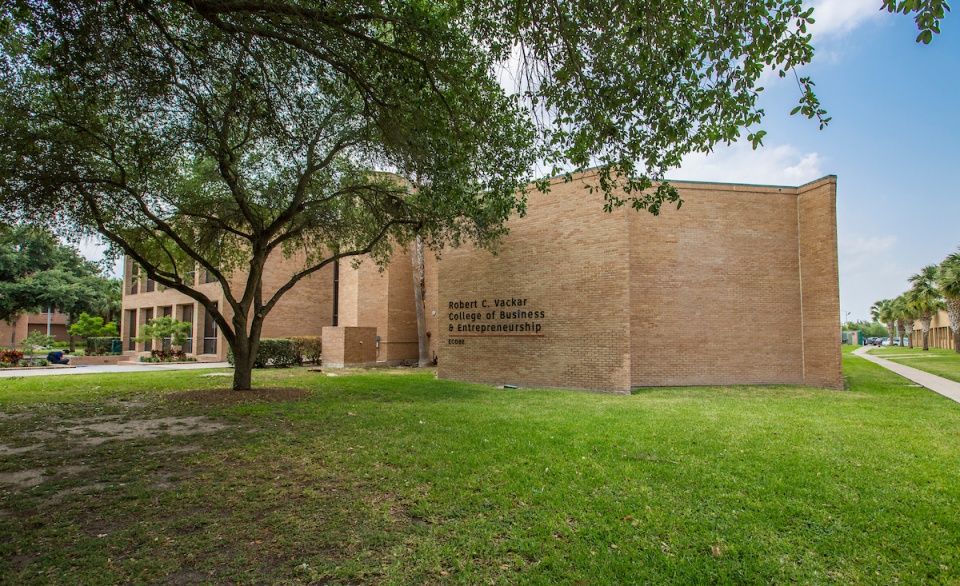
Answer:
[838,232,913,321]
[808,0,887,39]
[671,142,825,186]
[840,234,897,257]
[73,236,123,279]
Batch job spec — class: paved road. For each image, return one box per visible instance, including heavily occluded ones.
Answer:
[853,346,960,405]
[0,362,232,378]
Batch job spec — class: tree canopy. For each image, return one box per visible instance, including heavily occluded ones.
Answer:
[0,225,114,324]
[0,0,946,388]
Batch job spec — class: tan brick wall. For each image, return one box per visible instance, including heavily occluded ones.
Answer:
[383,245,419,362]
[255,254,334,340]
[338,259,359,327]
[322,326,378,366]
[798,177,843,389]
[0,311,71,347]
[0,317,28,347]
[629,181,805,387]
[438,175,633,393]
[437,172,841,392]
[424,251,440,362]
[335,246,425,364]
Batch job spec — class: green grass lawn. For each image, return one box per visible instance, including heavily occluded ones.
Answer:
[866,346,960,384]
[1,356,959,585]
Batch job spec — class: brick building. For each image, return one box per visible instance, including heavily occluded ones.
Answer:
[121,173,842,392]
[121,247,432,363]
[438,173,841,392]
[0,310,70,347]
[910,309,956,350]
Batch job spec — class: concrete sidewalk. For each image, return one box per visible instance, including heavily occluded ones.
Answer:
[853,346,960,404]
[0,362,232,378]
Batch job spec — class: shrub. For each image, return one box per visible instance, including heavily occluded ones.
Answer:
[148,349,192,362]
[35,359,49,367]
[69,313,119,339]
[227,338,299,368]
[20,331,54,361]
[134,317,192,350]
[0,349,24,364]
[87,337,121,354]
[289,336,322,365]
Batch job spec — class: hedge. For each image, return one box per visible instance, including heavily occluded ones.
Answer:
[289,336,322,365]
[227,337,310,368]
[87,337,121,354]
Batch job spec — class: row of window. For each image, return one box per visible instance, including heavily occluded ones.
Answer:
[125,303,218,354]
[128,265,217,295]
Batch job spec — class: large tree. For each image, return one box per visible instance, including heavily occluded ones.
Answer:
[0,1,946,389]
[907,265,945,351]
[871,299,898,347]
[1,0,534,389]
[936,250,960,352]
[0,225,114,348]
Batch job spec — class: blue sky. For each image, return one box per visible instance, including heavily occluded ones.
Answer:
[80,2,957,323]
[672,0,960,322]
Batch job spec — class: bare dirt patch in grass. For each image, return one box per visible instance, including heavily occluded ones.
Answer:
[0,443,43,456]
[59,416,229,446]
[0,469,45,488]
[163,387,312,405]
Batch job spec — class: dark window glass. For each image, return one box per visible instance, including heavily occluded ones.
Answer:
[142,308,153,352]
[202,303,218,354]
[180,305,194,353]
[126,310,137,350]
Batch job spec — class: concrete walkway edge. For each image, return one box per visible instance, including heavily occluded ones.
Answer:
[853,346,960,405]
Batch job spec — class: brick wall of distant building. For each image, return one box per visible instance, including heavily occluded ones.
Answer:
[0,311,70,347]
[911,310,956,350]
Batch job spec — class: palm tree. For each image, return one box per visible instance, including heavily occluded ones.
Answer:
[908,264,945,351]
[936,250,960,353]
[870,299,897,347]
[894,293,918,348]
[892,295,907,346]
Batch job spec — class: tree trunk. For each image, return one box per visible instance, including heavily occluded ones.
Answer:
[887,322,895,346]
[904,320,915,348]
[896,320,905,346]
[410,237,430,367]
[946,297,960,353]
[68,312,76,353]
[921,315,931,351]
[230,336,256,391]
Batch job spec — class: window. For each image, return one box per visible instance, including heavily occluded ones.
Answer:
[141,308,153,352]
[126,310,137,351]
[180,305,194,354]
[202,303,218,354]
[204,268,218,284]
[160,306,172,349]
[129,264,140,295]
[332,260,339,326]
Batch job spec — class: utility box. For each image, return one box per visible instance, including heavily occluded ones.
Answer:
[322,327,378,367]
